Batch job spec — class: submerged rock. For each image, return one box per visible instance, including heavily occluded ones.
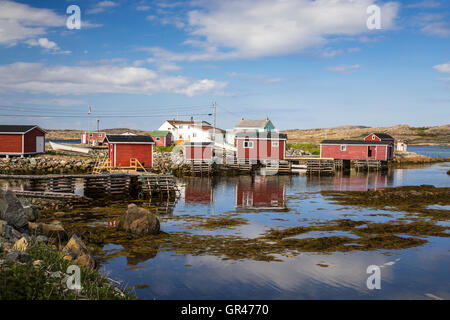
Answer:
[118,204,160,235]
[62,233,96,269]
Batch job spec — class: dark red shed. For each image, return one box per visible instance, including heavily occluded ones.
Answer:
[320,140,394,161]
[0,125,46,156]
[104,135,154,168]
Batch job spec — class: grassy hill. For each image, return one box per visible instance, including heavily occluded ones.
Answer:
[281,124,450,146]
[46,128,152,140]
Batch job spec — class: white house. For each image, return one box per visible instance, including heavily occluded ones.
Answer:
[158,120,226,144]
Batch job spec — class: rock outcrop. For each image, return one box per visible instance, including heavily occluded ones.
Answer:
[62,234,96,269]
[0,190,29,232]
[118,204,160,235]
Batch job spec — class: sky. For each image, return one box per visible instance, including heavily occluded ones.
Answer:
[0,0,449,131]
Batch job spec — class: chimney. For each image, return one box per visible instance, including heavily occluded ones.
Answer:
[190,116,193,122]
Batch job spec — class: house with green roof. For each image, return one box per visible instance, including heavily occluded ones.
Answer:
[150,130,174,146]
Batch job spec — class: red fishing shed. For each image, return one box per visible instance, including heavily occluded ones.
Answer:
[104,135,154,168]
[0,125,46,156]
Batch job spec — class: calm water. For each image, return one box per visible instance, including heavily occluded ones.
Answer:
[408,145,450,158]
[97,162,449,300]
[1,152,449,300]
[46,139,81,144]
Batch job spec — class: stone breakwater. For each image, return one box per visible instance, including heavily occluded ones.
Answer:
[391,151,450,166]
[0,156,96,175]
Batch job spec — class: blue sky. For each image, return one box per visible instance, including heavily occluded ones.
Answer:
[0,0,449,131]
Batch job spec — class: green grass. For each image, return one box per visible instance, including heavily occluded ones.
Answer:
[287,143,320,155]
[154,145,175,152]
[0,242,137,300]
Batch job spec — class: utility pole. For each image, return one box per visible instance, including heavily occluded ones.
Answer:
[97,119,100,132]
[213,101,216,141]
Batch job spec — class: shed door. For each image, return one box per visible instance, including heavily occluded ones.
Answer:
[36,136,44,153]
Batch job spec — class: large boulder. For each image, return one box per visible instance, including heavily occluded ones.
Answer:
[62,234,96,269]
[118,204,160,235]
[0,190,29,232]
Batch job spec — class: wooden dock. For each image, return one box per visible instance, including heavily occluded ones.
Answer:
[0,173,178,201]
[354,160,388,171]
[11,190,91,206]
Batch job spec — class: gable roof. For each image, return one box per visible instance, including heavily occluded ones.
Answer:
[235,131,287,140]
[0,125,46,134]
[104,135,154,144]
[234,118,272,129]
[367,133,394,140]
[165,120,211,127]
[321,139,390,145]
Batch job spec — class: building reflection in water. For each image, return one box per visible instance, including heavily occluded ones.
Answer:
[332,170,395,191]
[235,175,289,210]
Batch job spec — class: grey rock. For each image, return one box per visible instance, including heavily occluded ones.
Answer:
[5,250,32,263]
[35,235,48,244]
[0,190,29,232]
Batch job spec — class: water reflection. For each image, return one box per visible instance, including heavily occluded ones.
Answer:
[235,175,289,210]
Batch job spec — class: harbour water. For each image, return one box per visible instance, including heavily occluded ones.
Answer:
[1,147,449,300]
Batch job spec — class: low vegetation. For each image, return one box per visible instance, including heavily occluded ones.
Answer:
[0,243,136,300]
[287,143,320,155]
[0,241,136,300]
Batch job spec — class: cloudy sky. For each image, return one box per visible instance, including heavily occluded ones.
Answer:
[0,0,449,131]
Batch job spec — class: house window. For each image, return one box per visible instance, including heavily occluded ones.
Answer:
[372,135,376,140]
[89,133,93,138]
[244,141,254,148]
[179,125,183,129]
[272,141,279,147]
[156,137,160,141]
[340,145,346,151]
[193,133,196,137]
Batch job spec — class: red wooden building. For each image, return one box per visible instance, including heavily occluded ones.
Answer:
[235,131,287,162]
[103,135,154,168]
[150,130,174,147]
[0,125,46,156]
[81,131,106,144]
[364,132,395,144]
[184,142,213,163]
[320,139,394,161]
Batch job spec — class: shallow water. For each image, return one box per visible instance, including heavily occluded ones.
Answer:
[1,162,449,300]
[98,163,449,300]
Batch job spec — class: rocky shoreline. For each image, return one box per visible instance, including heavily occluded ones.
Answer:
[0,155,96,175]
[0,190,134,300]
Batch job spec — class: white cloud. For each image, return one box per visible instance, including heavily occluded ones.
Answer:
[422,21,450,37]
[433,62,450,73]
[0,62,227,97]
[0,0,65,46]
[326,64,361,73]
[227,72,283,84]
[137,5,151,11]
[185,0,399,59]
[25,38,71,55]
[87,1,119,14]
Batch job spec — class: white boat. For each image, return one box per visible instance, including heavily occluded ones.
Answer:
[49,141,91,154]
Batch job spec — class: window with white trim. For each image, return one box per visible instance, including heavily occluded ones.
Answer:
[272,141,279,147]
[372,135,376,140]
[244,141,254,148]
[340,145,346,151]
